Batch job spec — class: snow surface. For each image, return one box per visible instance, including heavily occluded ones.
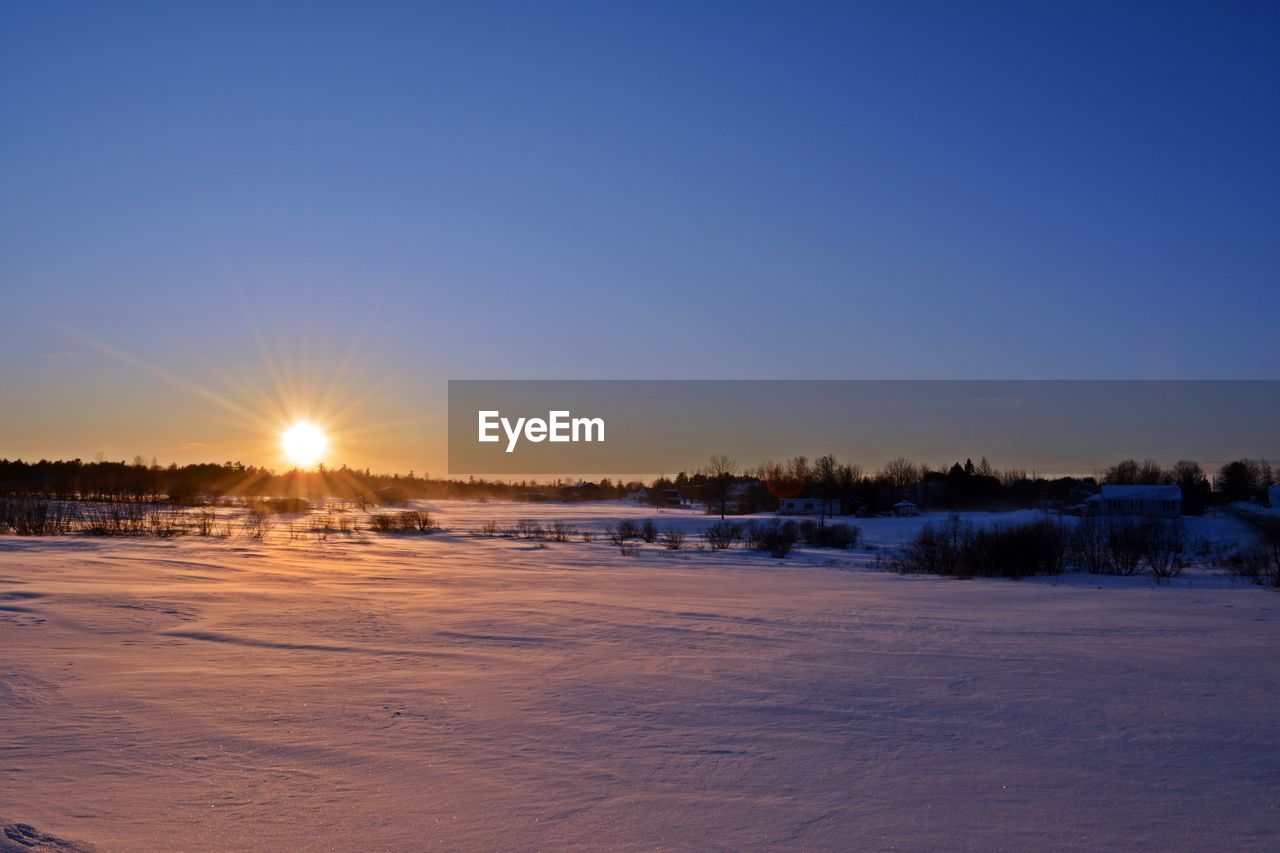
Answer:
[2,502,1278,850]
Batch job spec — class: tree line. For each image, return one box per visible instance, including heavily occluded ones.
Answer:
[0,453,1272,513]
[656,454,1274,516]
[0,458,636,504]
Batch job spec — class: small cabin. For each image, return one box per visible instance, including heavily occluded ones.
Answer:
[1085,485,1180,518]
[893,500,919,517]
[778,497,826,516]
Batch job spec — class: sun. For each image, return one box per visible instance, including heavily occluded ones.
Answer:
[281,421,329,468]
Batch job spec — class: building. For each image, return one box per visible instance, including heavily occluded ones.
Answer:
[655,488,683,507]
[778,497,829,516]
[892,500,920,517]
[1085,484,1181,518]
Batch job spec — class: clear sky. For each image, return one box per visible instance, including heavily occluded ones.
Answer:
[1,1,1277,473]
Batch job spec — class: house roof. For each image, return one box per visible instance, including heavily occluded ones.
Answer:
[1099,484,1181,500]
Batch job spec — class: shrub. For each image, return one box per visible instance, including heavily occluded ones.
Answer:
[704,521,741,550]
[761,522,798,558]
[797,520,860,549]
[1072,517,1187,580]
[640,519,658,543]
[514,519,543,540]
[368,514,397,532]
[893,516,1067,579]
[1068,516,1114,575]
[80,501,148,536]
[1141,518,1186,582]
[148,509,186,537]
[606,520,640,546]
[242,512,272,540]
[1107,519,1147,577]
[1226,543,1280,589]
[659,527,687,550]
[192,509,217,537]
[0,497,75,536]
[397,510,438,533]
[549,520,576,542]
[478,519,500,538]
[743,520,798,557]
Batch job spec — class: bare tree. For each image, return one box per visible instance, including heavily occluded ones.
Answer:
[704,454,736,520]
[1105,458,1168,485]
[883,457,919,489]
[1104,459,1141,484]
[812,454,838,524]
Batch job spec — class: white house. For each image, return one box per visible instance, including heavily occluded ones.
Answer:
[777,497,827,516]
[1085,484,1181,518]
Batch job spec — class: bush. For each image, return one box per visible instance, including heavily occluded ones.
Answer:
[477,520,500,538]
[549,520,576,542]
[1070,517,1186,580]
[79,501,148,536]
[1141,518,1186,582]
[397,510,438,533]
[704,521,741,550]
[797,520,860,549]
[1107,519,1147,577]
[0,497,75,536]
[1227,543,1280,589]
[761,521,798,558]
[606,520,640,546]
[640,519,658,543]
[893,516,1067,579]
[659,527,686,550]
[148,509,186,537]
[1068,516,1114,575]
[514,519,543,540]
[192,509,217,537]
[242,512,272,540]
[743,520,797,557]
[368,513,397,532]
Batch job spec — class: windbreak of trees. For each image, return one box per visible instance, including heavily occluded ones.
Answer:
[645,453,1274,516]
[0,453,1272,513]
[1100,457,1275,512]
[0,458,638,504]
[651,454,1075,516]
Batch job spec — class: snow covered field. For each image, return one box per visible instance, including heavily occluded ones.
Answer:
[2,502,1278,850]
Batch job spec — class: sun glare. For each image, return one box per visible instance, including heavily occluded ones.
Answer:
[282,421,329,468]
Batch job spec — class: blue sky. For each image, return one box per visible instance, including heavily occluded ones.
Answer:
[1,1,1277,470]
